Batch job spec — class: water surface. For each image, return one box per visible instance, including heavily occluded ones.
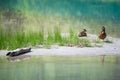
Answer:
[0,55,120,80]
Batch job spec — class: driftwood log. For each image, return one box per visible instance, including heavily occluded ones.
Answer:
[6,47,31,57]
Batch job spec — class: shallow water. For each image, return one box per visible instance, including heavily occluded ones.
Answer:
[0,55,120,80]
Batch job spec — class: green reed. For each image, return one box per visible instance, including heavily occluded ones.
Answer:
[0,25,92,50]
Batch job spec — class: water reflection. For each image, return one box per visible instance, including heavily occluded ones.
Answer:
[0,55,120,80]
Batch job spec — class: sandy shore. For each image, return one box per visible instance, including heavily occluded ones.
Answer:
[0,34,120,56]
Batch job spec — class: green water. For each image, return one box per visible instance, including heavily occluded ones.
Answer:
[0,0,120,37]
[1,0,120,20]
[1,0,120,22]
[0,55,120,80]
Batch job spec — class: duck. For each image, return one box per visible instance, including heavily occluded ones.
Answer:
[98,26,107,40]
[78,29,87,37]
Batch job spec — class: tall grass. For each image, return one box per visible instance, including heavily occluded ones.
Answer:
[54,26,62,43]
[46,30,54,45]
[0,25,92,50]
[0,26,44,50]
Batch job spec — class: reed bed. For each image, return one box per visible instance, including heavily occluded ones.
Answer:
[0,26,91,50]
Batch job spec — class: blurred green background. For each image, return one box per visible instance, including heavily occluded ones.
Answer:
[0,0,120,49]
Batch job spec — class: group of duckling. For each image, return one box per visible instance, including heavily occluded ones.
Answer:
[78,26,107,40]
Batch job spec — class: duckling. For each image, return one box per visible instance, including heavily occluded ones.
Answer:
[78,29,87,37]
[98,26,107,40]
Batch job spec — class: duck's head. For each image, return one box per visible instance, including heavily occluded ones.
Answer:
[102,26,105,31]
[83,29,87,32]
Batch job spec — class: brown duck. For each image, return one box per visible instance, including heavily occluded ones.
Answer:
[98,26,107,40]
[78,29,87,37]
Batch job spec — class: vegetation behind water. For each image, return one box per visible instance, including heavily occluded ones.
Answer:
[0,0,120,49]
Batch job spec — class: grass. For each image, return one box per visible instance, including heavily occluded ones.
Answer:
[92,39,102,43]
[0,10,117,50]
[0,26,92,50]
[54,27,62,42]
[78,38,92,47]
[0,26,45,50]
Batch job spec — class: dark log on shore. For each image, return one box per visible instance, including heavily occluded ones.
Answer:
[6,47,31,57]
